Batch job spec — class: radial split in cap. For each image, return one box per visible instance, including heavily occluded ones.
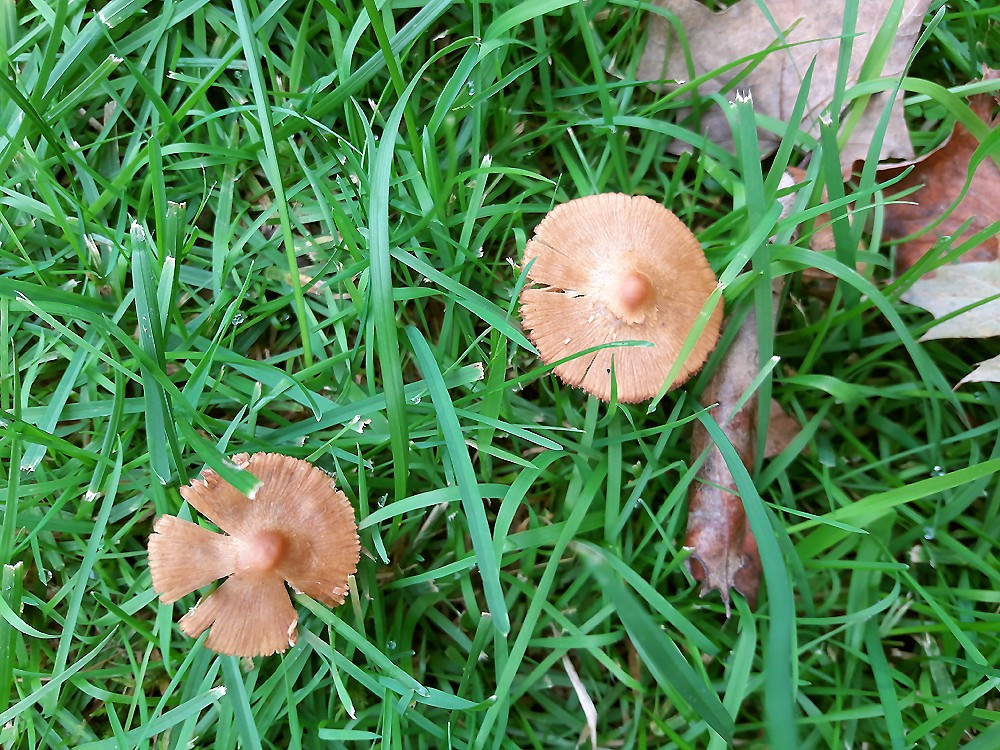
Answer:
[148,452,361,657]
[519,193,723,402]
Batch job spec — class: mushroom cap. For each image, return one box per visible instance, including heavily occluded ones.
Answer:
[519,193,723,402]
[148,452,361,657]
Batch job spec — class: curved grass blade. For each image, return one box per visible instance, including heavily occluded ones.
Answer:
[697,412,797,747]
[405,326,509,635]
[578,543,734,743]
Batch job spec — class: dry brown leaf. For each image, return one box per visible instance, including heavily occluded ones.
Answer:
[637,0,930,173]
[686,306,762,615]
[959,354,1000,386]
[685,171,809,614]
[882,71,1000,273]
[685,325,800,614]
[882,72,1000,387]
[765,399,801,458]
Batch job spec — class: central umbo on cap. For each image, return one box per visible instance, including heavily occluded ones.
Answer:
[519,193,723,403]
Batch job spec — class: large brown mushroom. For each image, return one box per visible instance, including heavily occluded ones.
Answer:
[519,193,723,402]
[148,452,361,657]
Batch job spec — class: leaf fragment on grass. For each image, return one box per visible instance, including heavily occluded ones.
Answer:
[687,307,762,614]
[637,0,931,173]
[883,69,1000,273]
[685,168,799,613]
[958,354,1000,386]
[901,262,1000,341]
[764,399,801,459]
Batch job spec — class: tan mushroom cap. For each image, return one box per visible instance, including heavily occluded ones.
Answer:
[148,452,361,657]
[519,193,723,402]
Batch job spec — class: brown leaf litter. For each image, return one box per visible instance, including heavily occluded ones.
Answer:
[882,69,1000,273]
[686,172,804,613]
[882,69,1000,384]
[637,0,931,174]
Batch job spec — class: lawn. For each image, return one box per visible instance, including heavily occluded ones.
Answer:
[1,0,999,748]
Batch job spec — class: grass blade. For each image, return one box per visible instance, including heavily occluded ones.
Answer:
[580,543,734,742]
[697,412,798,747]
[405,325,508,634]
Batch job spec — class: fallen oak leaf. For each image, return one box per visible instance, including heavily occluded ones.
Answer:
[882,71,999,386]
[637,0,931,174]
[882,69,1000,273]
[901,262,1000,341]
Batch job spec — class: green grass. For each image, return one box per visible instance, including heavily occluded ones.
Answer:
[2,0,999,747]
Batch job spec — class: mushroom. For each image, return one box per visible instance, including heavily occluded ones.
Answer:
[148,452,361,657]
[519,193,723,402]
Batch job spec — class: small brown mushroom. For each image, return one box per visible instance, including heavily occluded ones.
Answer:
[519,193,723,402]
[148,452,361,657]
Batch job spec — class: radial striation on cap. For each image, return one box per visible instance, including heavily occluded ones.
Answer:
[519,193,723,402]
[148,452,361,658]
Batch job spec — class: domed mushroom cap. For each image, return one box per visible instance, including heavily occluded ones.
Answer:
[148,452,361,657]
[519,193,722,402]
